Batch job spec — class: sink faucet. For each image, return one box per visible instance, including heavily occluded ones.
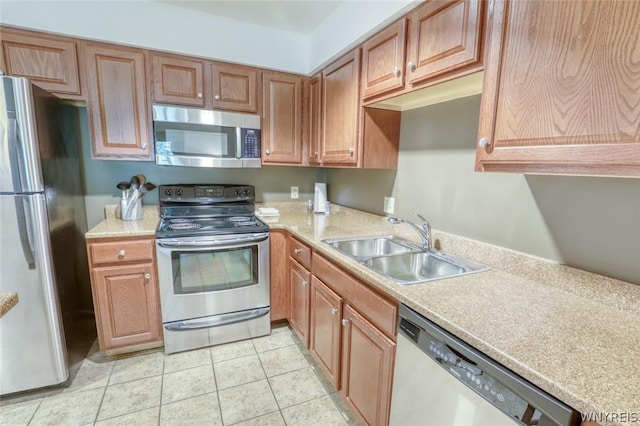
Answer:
[388,213,431,251]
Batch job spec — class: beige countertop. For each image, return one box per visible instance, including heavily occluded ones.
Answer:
[84,201,639,425]
[0,292,19,318]
[259,202,640,426]
[85,205,159,239]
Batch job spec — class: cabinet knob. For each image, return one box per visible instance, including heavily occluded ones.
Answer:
[478,137,488,148]
[302,280,308,287]
[197,92,203,99]
[214,95,221,100]
[294,248,303,254]
[144,273,151,280]
[407,61,417,72]
[313,151,319,157]
[332,307,339,315]
[118,249,126,257]
[393,66,401,77]
[349,147,354,156]
[341,319,349,327]
[140,142,147,151]
[265,149,271,155]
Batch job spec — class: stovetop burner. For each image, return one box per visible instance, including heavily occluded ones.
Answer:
[156,184,269,238]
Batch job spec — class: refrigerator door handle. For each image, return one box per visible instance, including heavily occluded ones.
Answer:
[6,116,23,193]
[15,196,35,269]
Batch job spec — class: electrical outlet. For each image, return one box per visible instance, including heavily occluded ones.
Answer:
[291,186,299,199]
[384,197,395,214]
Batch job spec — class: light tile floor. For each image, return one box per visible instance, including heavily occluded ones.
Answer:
[0,324,359,426]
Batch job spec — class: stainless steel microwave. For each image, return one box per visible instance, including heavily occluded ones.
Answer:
[153,105,261,168]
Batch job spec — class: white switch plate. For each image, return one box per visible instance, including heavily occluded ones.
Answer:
[384,196,395,214]
[291,186,299,199]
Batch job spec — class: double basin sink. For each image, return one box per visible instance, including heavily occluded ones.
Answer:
[323,235,489,285]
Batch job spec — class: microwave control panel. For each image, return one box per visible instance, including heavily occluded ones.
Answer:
[242,129,261,158]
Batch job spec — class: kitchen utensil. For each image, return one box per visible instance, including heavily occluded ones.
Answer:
[136,174,146,185]
[140,182,156,193]
[116,181,130,190]
[129,175,141,191]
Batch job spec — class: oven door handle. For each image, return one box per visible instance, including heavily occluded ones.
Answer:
[164,307,271,331]
[157,233,269,248]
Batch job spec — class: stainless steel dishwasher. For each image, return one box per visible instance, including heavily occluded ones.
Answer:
[390,305,581,426]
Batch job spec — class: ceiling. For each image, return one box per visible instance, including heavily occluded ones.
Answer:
[154,1,344,35]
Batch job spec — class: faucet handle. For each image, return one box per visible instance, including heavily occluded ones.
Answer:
[415,212,429,223]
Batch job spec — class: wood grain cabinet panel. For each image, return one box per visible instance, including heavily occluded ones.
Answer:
[269,230,289,322]
[476,0,640,176]
[341,304,395,426]
[0,27,82,99]
[289,258,311,347]
[309,277,343,388]
[406,0,483,84]
[83,43,151,160]
[289,237,311,269]
[303,74,323,165]
[211,63,260,113]
[91,263,161,350]
[322,49,361,166]
[361,19,407,99]
[262,71,303,164]
[152,53,205,107]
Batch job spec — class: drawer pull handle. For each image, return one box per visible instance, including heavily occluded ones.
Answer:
[214,95,221,100]
[302,280,308,287]
[197,92,203,99]
[294,248,303,254]
[341,319,349,327]
[144,273,151,280]
[118,249,126,257]
[331,308,338,315]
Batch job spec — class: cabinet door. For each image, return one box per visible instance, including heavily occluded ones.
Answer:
[361,19,407,99]
[91,263,162,350]
[406,0,483,84]
[304,74,323,165]
[269,230,289,321]
[211,63,259,113]
[289,258,311,347]
[309,277,342,388]
[476,0,640,176]
[83,43,151,159]
[152,53,205,107]
[262,72,303,164]
[0,27,82,99]
[341,304,395,426]
[322,49,361,166]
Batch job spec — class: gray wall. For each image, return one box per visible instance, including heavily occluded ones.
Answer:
[328,95,640,285]
[77,108,326,228]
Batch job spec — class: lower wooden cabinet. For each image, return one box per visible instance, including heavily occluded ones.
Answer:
[289,257,311,346]
[341,304,395,426]
[269,230,289,321]
[309,277,342,388]
[86,236,162,351]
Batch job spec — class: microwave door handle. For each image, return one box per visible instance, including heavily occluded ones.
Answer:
[236,127,242,159]
[157,233,269,248]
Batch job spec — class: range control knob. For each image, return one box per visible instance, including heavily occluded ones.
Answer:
[235,188,242,196]
[243,188,251,196]
[164,188,173,196]
[175,188,183,196]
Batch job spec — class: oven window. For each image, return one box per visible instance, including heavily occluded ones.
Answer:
[171,246,258,294]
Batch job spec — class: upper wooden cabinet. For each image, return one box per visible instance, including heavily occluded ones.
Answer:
[361,19,407,99]
[83,43,152,160]
[322,49,361,166]
[262,71,303,164]
[303,73,323,166]
[151,53,205,107]
[406,0,483,85]
[476,0,640,176]
[0,27,83,100]
[211,62,260,113]
[361,0,484,103]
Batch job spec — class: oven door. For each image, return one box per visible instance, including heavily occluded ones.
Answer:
[156,233,269,324]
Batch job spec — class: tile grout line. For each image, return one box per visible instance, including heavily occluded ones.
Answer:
[91,358,114,425]
[157,354,165,426]
[209,346,225,425]
[249,335,288,426]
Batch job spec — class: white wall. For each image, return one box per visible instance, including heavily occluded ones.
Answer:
[0,0,418,74]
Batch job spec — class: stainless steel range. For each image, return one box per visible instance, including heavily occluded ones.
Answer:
[155,184,270,354]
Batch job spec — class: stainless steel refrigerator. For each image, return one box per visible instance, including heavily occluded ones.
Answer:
[0,76,95,395]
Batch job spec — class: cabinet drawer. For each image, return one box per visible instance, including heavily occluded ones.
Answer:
[289,236,312,269]
[312,253,397,338]
[89,238,154,265]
